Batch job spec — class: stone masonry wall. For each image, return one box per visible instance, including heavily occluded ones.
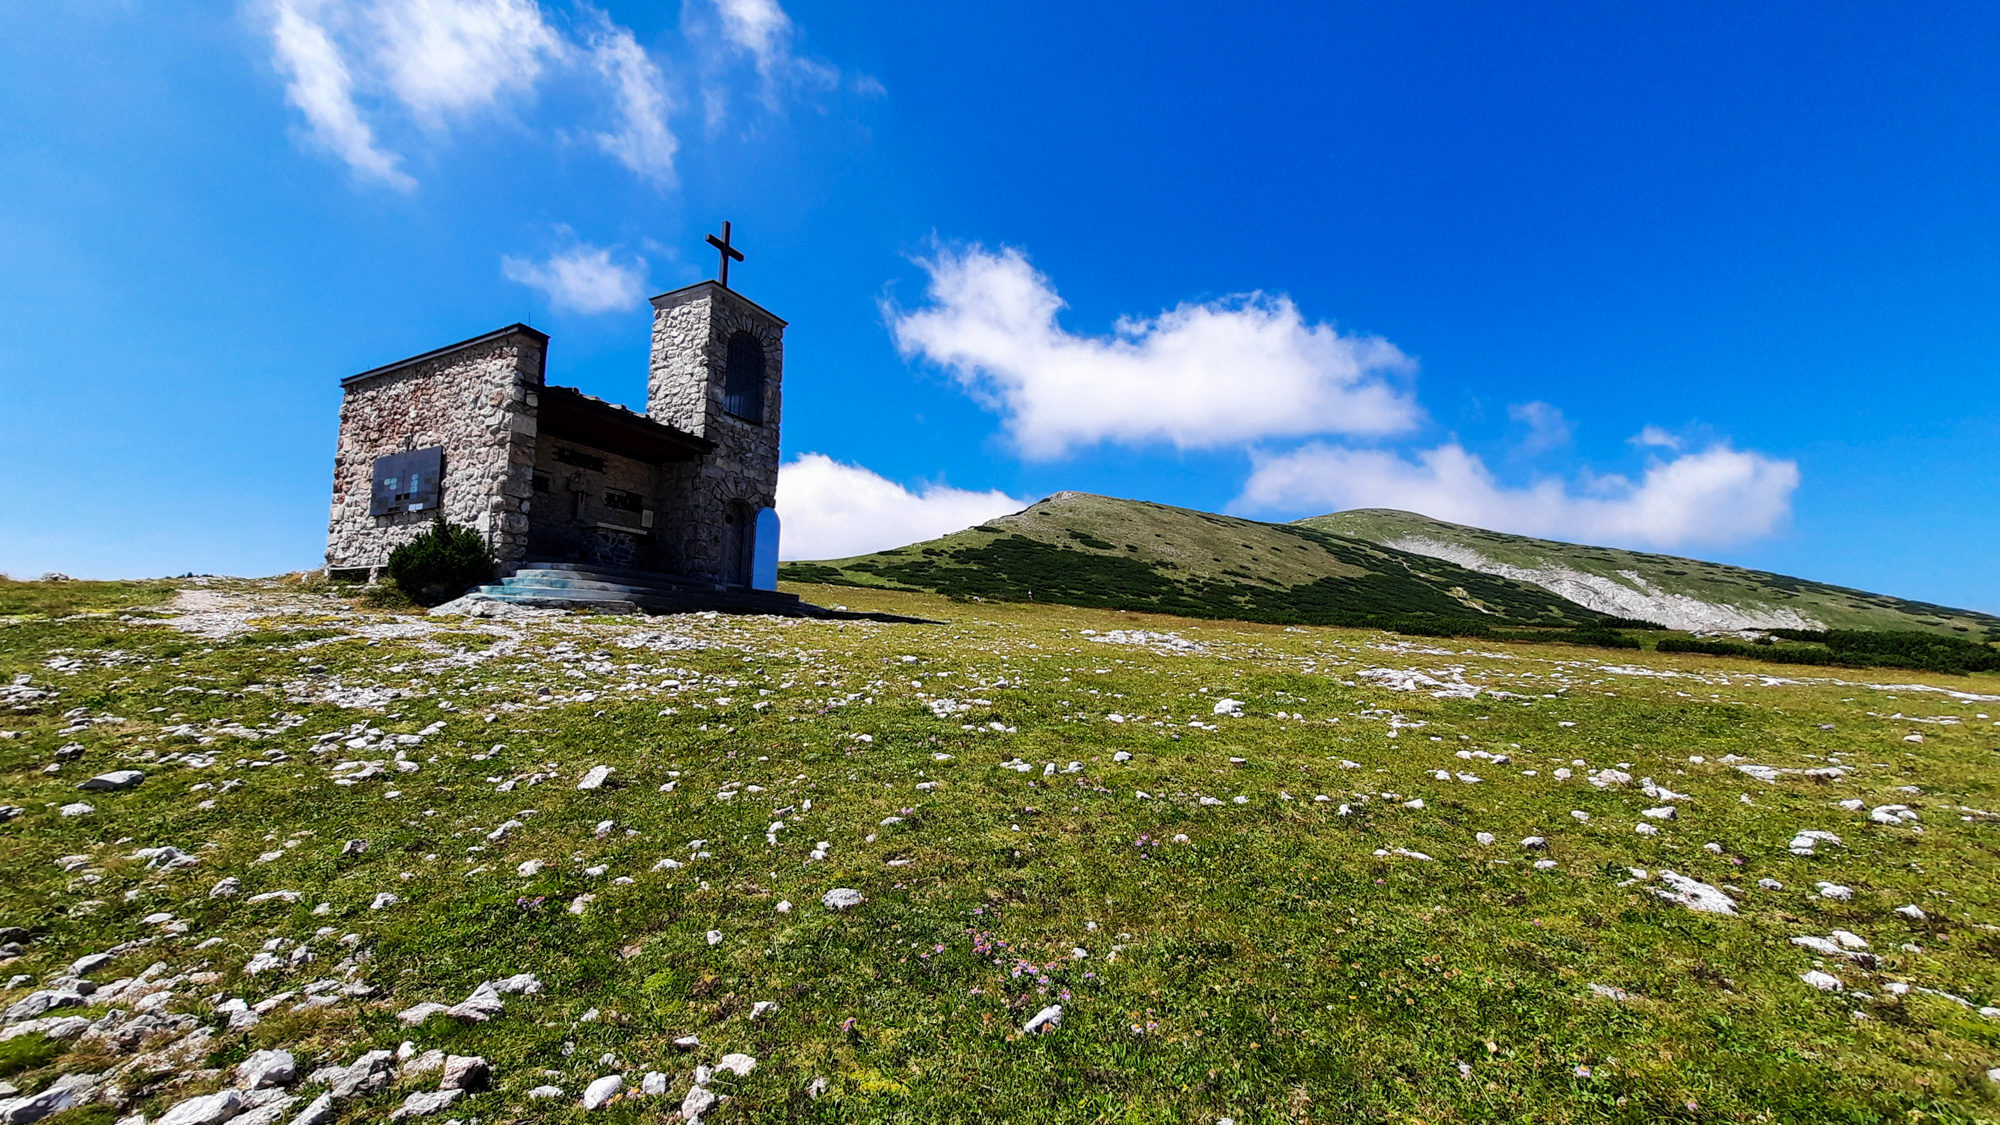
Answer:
[325,331,543,575]
[646,283,784,583]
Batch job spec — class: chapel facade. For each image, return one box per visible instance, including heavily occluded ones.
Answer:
[323,279,786,589]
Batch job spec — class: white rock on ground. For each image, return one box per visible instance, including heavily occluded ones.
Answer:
[238,1048,296,1088]
[715,1053,756,1077]
[387,1090,461,1120]
[439,1055,488,1091]
[581,1075,623,1109]
[1653,871,1737,915]
[822,888,865,910]
[286,1094,332,1125]
[639,1073,668,1096]
[1023,1004,1063,1035]
[0,1086,77,1125]
[577,766,613,790]
[155,1090,242,1125]
[79,770,145,791]
[680,1086,717,1121]
[1800,970,1843,991]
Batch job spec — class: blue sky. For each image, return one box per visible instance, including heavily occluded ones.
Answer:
[2,1,1996,613]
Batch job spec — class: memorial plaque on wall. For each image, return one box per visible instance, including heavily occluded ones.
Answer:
[369,446,443,516]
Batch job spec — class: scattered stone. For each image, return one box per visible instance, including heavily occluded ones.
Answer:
[439,1055,487,1091]
[1894,904,1926,920]
[822,888,865,910]
[526,1087,563,1100]
[58,804,93,818]
[1641,806,1676,820]
[239,1048,297,1089]
[286,1094,332,1125]
[387,1090,461,1120]
[578,766,613,790]
[155,1090,242,1125]
[680,1086,717,1121]
[1800,970,1843,992]
[210,878,242,899]
[322,1050,396,1098]
[639,1073,668,1096]
[581,1076,623,1109]
[1023,1004,1062,1035]
[1653,871,1737,915]
[1789,830,1842,856]
[0,1086,77,1125]
[1815,882,1854,902]
[1520,837,1547,850]
[1587,983,1630,1001]
[340,840,368,857]
[67,953,111,977]
[715,1053,756,1077]
[1757,878,1783,890]
[79,771,145,792]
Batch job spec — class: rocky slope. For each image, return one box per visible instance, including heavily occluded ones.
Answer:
[1302,509,2000,637]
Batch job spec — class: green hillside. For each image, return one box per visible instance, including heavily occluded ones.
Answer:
[781,492,1618,631]
[1303,508,2000,639]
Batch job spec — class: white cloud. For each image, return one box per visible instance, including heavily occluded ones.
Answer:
[710,0,838,90]
[501,242,647,313]
[268,0,416,189]
[1507,400,1572,454]
[586,16,677,185]
[888,245,1422,460]
[1234,441,1800,548]
[253,0,715,190]
[1631,424,1683,450]
[775,454,1029,560]
[368,0,562,127]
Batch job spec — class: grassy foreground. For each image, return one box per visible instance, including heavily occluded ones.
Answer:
[2,577,1998,1124]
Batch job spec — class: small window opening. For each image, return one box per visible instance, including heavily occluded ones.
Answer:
[722,331,765,423]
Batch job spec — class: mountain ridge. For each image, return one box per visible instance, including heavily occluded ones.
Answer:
[781,492,1626,631]
[783,494,1998,641]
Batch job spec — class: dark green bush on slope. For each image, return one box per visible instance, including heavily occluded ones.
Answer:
[386,515,493,607]
[1658,630,1999,675]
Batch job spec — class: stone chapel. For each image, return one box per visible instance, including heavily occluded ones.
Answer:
[323,265,798,611]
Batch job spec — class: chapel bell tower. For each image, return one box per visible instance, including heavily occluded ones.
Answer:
[644,222,786,584]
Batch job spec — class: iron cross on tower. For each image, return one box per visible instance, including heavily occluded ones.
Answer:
[705,221,745,289]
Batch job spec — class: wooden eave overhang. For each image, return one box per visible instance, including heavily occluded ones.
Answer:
[538,384,713,464]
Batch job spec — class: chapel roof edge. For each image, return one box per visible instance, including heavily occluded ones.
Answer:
[340,323,550,389]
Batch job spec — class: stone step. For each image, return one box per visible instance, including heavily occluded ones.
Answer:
[517,561,730,591]
[500,575,659,596]
[472,583,807,617]
[494,580,647,601]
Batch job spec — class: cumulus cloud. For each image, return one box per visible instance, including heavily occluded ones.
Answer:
[888,245,1421,460]
[775,454,1029,560]
[1234,441,1800,548]
[1507,400,1572,455]
[501,242,647,313]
